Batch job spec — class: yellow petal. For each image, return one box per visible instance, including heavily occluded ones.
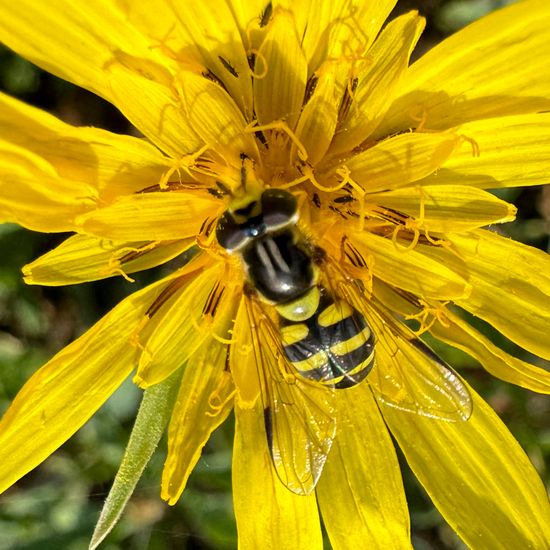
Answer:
[177,70,257,164]
[233,403,323,550]
[118,0,254,116]
[434,309,550,394]
[23,235,192,285]
[368,185,516,233]
[0,92,170,201]
[330,131,460,193]
[169,1,253,116]
[377,0,550,135]
[422,230,550,361]
[373,278,550,394]
[317,385,411,550]
[0,141,96,231]
[421,114,550,189]
[230,295,261,408]
[0,0,158,99]
[105,63,203,158]
[381,387,550,548]
[298,0,397,71]
[348,231,471,300]
[76,192,219,241]
[329,11,425,155]
[254,7,307,130]
[0,273,178,495]
[134,261,233,387]
[0,0,205,156]
[161,339,234,505]
[294,63,338,165]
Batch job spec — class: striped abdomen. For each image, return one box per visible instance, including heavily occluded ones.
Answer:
[280,292,375,388]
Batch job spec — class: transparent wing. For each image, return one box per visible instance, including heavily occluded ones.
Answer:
[322,258,472,422]
[242,292,337,495]
[365,299,472,421]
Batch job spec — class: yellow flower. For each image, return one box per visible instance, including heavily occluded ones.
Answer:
[1,0,550,548]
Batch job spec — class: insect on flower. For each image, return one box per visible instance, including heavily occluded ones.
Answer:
[213,154,472,495]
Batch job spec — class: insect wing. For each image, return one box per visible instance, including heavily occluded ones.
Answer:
[243,293,337,495]
[321,258,471,421]
[365,299,472,421]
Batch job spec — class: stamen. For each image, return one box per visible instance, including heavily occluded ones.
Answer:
[460,134,480,157]
[408,106,428,132]
[159,144,210,189]
[390,186,427,252]
[206,386,237,417]
[245,119,308,161]
[335,166,367,230]
[406,300,451,336]
[117,242,160,264]
[247,49,268,79]
[211,329,236,346]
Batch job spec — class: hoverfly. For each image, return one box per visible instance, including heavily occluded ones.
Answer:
[215,164,472,495]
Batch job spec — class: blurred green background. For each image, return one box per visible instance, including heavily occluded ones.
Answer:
[0,1,548,548]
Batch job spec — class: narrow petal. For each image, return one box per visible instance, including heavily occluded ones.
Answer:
[421,230,550,361]
[233,403,323,550]
[348,231,471,300]
[0,141,96,231]
[230,296,261,407]
[118,0,254,116]
[23,235,192,286]
[76,192,219,241]
[295,64,338,165]
[0,274,178,495]
[170,0,254,116]
[105,63,203,158]
[373,278,550,394]
[329,131,460,193]
[369,185,516,233]
[329,11,425,155]
[0,92,170,201]
[135,264,239,388]
[421,114,550,189]
[161,341,234,505]
[317,386,411,550]
[382,388,550,548]
[0,0,206,156]
[298,0,397,71]
[0,0,160,100]
[254,6,307,130]
[433,308,550,394]
[376,0,550,135]
[178,71,257,164]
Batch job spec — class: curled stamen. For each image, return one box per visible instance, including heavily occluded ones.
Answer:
[247,48,268,79]
[206,386,237,417]
[211,329,236,346]
[406,300,451,336]
[335,166,367,230]
[392,224,420,252]
[408,106,428,132]
[159,144,211,188]
[460,134,480,157]
[245,119,309,161]
[390,186,427,252]
[106,265,136,283]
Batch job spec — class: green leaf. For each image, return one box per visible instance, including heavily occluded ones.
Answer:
[89,369,181,549]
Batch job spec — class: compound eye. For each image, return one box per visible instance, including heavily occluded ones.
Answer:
[216,211,248,252]
[261,189,298,231]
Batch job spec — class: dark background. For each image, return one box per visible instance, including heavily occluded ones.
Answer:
[0,1,548,548]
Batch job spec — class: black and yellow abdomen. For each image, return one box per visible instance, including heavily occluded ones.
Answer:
[278,289,375,388]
